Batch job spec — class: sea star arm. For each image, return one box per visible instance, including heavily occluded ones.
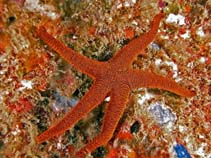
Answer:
[36,81,109,144]
[76,85,130,157]
[127,69,195,97]
[37,26,104,77]
[110,13,164,68]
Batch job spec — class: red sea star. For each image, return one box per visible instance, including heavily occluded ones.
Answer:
[36,13,195,157]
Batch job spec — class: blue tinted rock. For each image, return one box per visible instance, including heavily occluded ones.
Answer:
[174,144,191,158]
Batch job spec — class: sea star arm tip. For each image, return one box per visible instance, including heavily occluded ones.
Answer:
[36,26,103,77]
[111,12,164,67]
[75,87,130,157]
[36,82,109,144]
[127,69,195,97]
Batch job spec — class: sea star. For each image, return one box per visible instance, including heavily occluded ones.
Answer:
[36,13,195,157]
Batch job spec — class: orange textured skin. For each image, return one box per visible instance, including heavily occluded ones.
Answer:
[36,13,195,157]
